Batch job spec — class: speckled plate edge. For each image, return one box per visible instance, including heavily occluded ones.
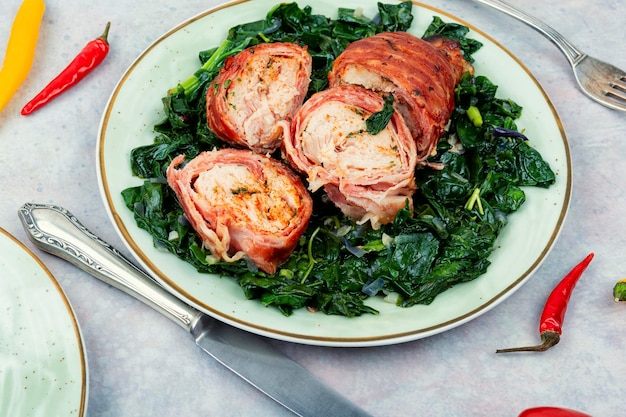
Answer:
[96,0,571,347]
[0,227,88,415]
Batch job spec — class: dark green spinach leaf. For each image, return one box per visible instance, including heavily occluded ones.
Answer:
[366,94,395,135]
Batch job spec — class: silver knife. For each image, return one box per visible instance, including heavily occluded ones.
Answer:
[18,202,373,417]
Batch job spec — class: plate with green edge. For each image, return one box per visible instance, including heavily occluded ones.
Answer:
[97,0,571,347]
[0,228,88,415]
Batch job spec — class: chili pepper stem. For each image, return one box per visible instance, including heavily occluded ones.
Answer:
[495,331,560,353]
[100,22,111,43]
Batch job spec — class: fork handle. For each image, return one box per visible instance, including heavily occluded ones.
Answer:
[471,0,585,65]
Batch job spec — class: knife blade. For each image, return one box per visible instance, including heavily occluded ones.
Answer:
[18,202,373,417]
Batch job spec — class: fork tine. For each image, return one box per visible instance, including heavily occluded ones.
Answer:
[613,77,626,94]
[599,73,626,110]
[603,85,626,111]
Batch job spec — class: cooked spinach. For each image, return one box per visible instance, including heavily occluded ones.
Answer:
[366,94,395,135]
[423,16,483,63]
[122,2,555,317]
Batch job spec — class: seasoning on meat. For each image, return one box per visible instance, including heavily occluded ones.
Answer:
[328,31,473,162]
[166,149,313,274]
[206,42,312,154]
[283,84,417,229]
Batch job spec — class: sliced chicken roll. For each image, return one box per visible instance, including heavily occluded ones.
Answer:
[283,84,417,229]
[328,31,471,162]
[206,42,312,154]
[166,149,313,274]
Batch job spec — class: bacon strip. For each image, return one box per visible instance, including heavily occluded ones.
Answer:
[328,31,472,162]
[167,149,313,274]
[283,84,417,229]
[206,42,312,154]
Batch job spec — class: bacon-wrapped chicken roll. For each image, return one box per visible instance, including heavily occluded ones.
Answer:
[283,84,417,229]
[206,42,312,154]
[167,149,313,274]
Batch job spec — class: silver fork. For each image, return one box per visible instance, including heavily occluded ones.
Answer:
[472,0,626,112]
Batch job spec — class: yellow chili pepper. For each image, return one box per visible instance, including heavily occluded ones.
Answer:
[0,0,46,114]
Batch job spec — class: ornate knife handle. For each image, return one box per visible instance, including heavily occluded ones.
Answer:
[18,203,204,332]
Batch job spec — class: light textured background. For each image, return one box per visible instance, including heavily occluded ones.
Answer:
[1,0,625,416]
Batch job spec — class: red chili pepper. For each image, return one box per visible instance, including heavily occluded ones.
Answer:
[21,22,111,115]
[518,406,592,417]
[496,252,594,353]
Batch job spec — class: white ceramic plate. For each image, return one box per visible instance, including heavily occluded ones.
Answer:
[0,228,88,415]
[97,0,571,347]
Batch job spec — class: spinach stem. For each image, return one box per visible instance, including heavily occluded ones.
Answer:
[168,38,252,97]
[465,187,484,215]
[301,227,320,284]
[476,192,484,214]
[467,105,483,127]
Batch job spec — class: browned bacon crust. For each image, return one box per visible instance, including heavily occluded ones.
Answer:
[167,149,313,274]
[328,31,472,162]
